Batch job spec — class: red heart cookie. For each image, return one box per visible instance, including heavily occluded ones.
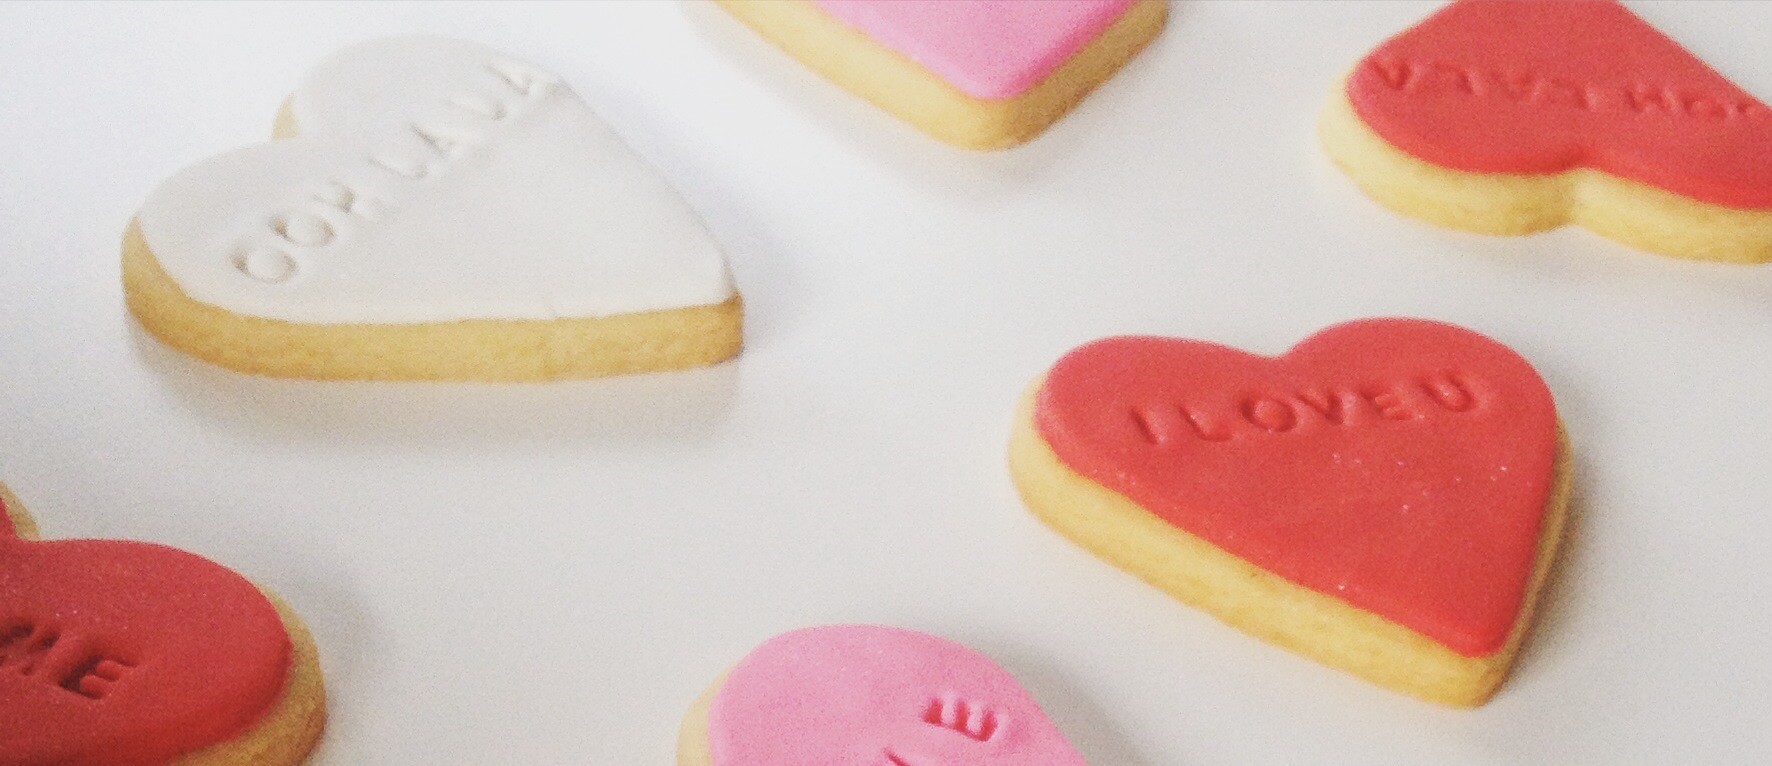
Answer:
[1350,0,1772,207]
[0,491,322,765]
[1010,319,1570,705]
[1323,0,1772,262]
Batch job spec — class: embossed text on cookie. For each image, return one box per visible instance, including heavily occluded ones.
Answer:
[0,621,136,699]
[1362,57,1772,123]
[1128,371,1485,444]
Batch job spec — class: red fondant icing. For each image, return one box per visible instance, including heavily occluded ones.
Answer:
[1034,319,1560,657]
[0,497,290,766]
[1347,0,1772,209]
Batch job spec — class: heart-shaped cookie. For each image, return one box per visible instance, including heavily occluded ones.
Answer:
[1009,319,1571,706]
[1320,0,1772,262]
[125,36,741,381]
[679,625,1087,766]
[0,486,325,765]
[716,0,1167,149]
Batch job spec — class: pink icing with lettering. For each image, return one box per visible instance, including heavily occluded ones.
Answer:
[706,625,1087,765]
[812,0,1137,100]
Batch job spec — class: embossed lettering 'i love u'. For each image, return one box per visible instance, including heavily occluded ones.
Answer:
[1128,371,1483,445]
[1032,320,1563,657]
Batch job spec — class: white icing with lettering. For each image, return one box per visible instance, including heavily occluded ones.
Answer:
[139,37,735,323]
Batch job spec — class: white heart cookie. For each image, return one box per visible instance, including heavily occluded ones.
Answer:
[139,36,734,324]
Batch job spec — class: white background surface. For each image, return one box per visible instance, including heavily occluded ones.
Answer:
[2,1,1770,763]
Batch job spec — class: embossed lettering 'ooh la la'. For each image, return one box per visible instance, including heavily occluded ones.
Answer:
[233,60,552,285]
[1129,371,1483,445]
[1365,57,1772,124]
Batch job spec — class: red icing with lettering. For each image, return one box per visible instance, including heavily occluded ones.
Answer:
[1347,0,1772,209]
[1034,319,1560,656]
[0,497,290,765]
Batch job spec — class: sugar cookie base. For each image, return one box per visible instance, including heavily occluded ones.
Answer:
[2,483,39,540]
[122,221,744,382]
[674,673,725,766]
[176,595,326,766]
[0,484,328,765]
[1319,86,1772,263]
[1007,384,1572,707]
[715,0,1168,150]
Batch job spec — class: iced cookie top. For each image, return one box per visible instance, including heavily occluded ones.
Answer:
[1035,319,1561,657]
[1347,0,1772,209]
[707,625,1088,765]
[814,0,1137,100]
[0,498,291,765]
[139,36,735,324]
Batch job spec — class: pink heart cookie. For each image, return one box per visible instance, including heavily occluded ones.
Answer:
[813,0,1138,101]
[679,625,1087,765]
[715,0,1168,149]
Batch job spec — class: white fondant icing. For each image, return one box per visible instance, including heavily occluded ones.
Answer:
[139,36,735,323]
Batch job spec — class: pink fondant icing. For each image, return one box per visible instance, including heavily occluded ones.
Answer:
[812,0,1137,100]
[706,625,1087,765]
